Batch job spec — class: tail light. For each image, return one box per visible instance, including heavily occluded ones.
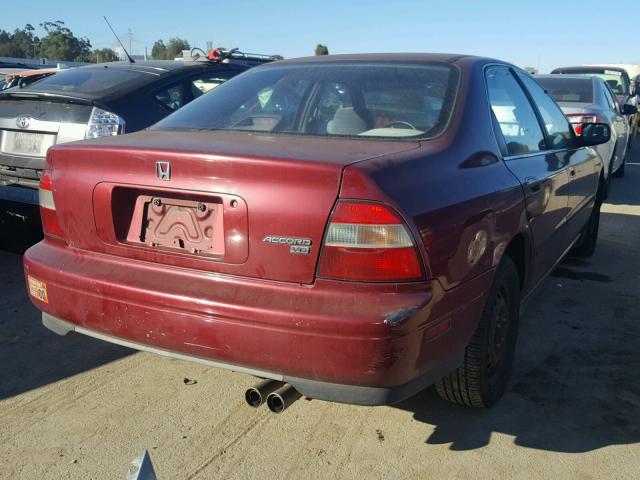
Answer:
[317,201,424,282]
[86,107,125,139]
[565,114,601,136]
[39,170,63,237]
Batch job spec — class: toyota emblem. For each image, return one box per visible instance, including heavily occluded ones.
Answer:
[16,116,30,129]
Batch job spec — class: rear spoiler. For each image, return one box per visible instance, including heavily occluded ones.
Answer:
[0,91,109,110]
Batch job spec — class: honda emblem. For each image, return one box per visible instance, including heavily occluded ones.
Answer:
[156,161,171,181]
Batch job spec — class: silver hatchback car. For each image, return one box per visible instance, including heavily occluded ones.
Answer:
[535,74,636,191]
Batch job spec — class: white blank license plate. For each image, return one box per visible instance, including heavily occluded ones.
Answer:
[13,132,44,155]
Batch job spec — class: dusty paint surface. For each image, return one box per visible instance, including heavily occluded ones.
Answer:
[1,152,640,479]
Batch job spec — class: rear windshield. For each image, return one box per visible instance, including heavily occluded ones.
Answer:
[553,69,629,96]
[25,66,154,96]
[536,77,594,103]
[153,62,459,140]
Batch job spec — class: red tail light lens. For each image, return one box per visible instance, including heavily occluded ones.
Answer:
[318,201,424,282]
[39,170,63,237]
[566,114,601,136]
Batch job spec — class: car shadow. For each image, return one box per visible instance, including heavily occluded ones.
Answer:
[0,209,131,401]
[605,159,640,206]
[0,200,43,254]
[395,205,640,453]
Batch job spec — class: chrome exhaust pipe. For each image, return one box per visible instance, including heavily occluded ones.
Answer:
[266,384,302,413]
[245,379,285,408]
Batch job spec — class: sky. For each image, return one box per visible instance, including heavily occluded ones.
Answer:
[2,0,638,73]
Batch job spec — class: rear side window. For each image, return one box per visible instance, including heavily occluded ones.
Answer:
[535,77,594,103]
[155,83,184,111]
[601,83,618,112]
[153,62,460,140]
[24,67,152,96]
[517,73,575,150]
[486,67,545,156]
[190,71,237,99]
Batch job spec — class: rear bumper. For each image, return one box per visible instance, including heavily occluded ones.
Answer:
[24,240,493,405]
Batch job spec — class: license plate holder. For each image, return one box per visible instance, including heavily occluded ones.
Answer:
[12,132,44,155]
[130,195,224,256]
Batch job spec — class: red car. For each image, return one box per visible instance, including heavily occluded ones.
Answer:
[24,54,610,412]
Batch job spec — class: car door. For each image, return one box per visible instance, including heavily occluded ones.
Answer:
[486,66,570,284]
[602,82,629,170]
[517,72,601,244]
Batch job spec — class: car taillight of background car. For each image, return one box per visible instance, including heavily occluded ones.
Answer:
[86,107,126,139]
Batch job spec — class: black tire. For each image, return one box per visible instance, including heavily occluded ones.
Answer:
[571,177,603,258]
[435,257,520,408]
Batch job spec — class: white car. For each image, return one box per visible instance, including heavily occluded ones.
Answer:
[536,74,637,190]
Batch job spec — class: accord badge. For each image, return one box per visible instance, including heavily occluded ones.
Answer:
[263,236,311,254]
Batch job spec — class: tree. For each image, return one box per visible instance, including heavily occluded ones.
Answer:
[151,37,190,59]
[165,37,190,59]
[151,40,166,60]
[38,21,92,61]
[315,44,329,55]
[0,24,39,58]
[92,48,119,63]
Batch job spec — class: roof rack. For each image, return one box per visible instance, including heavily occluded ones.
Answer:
[190,47,283,65]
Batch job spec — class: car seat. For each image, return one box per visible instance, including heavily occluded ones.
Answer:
[326,107,367,135]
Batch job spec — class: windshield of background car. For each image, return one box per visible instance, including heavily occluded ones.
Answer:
[23,67,154,96]
[536,77,594,103]
[153,62,459,139]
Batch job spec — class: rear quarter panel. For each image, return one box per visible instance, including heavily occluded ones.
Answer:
[341,59,528,291]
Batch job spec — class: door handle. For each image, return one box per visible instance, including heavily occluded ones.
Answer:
[569,168,576,178]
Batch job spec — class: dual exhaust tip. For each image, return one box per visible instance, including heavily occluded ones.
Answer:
[245,379,302,413]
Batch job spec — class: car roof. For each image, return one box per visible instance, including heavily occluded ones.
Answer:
[77,60,235,74]
[551,66,628,75]
[271,52,490,65]
[0,60,250,103]
[536,74,596,83]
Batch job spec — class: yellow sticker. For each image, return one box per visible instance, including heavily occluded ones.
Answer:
[28,275,48,303]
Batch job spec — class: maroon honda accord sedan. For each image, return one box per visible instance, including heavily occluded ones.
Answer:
[24,54,610,411]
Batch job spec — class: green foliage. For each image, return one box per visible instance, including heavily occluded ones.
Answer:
[151,40,167,60]
[151,37,190,60]
[0,21,91,61]
[91,48,119,63]
[0,24,39,58]
[315,44,329,56]
[38,21,92,62]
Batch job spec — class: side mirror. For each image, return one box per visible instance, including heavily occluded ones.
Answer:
[580,123,611,147]
[622,104,638,115]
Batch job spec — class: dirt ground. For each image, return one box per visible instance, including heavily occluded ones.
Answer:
[1,150,640,480]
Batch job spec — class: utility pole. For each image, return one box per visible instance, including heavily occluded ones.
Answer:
[128,29,133,56]
[144,46,148,61]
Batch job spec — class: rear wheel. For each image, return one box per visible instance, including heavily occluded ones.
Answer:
[435,257,520,408]
[572,177,603,258]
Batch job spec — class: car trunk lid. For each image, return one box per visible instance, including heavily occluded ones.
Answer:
[0,96,93,187]
[48,130,419,284]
